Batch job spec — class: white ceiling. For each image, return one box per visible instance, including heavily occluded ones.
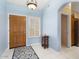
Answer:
[72,2,79,12]
[7,0,49,11]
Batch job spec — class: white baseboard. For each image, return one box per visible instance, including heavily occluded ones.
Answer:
[31,43,41,46]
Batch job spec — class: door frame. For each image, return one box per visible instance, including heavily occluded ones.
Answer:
[8,13,27,49]
[61,14,69,47]
[58,11,71,49]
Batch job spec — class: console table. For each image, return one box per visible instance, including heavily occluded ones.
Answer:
[42,35,49,49]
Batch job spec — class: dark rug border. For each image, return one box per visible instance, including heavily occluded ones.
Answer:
[12,48,15,59]
[31,46,39,59]
[12,46,39,59]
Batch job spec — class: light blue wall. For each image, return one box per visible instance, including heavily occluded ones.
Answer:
[0,0,71,55]
[7,2,42,46]
[7,2,42,16]
[42,0,70,51]
[0,0,7,56]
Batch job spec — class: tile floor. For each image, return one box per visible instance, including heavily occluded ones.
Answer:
[32,45,79,59]
[0,49,14,59]
[0,45,79,59]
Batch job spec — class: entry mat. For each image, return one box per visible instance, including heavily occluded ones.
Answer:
[12,46,39,59]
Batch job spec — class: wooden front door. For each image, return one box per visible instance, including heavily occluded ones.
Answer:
[9,15,26,49]
[61,14,68,47]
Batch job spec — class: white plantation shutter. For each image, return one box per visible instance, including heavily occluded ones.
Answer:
[29,16,41,37]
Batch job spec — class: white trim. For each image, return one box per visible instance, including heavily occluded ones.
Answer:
[31,43,41,46]
[8,13,27,49]
[58,2,72,50]
[60,11,70,16]
[59,12,71,48]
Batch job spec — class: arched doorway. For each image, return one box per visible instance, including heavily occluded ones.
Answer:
[58,2,71,49]
[58,1,79,49]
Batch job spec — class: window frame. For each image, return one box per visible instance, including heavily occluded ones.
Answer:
[28,16,41,38]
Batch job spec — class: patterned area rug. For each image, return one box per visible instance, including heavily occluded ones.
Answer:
[12,46,39,59]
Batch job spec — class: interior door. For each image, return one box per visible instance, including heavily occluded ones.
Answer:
[61,14,67,47]
[71,14,75,46]
[9,15,26,49]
